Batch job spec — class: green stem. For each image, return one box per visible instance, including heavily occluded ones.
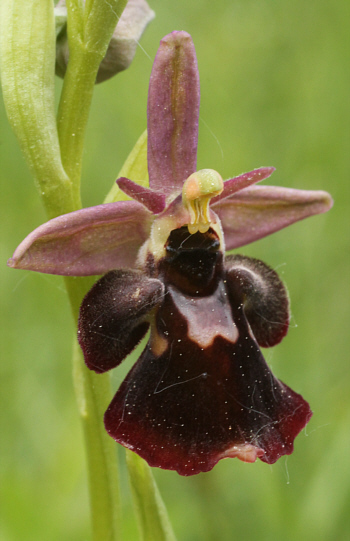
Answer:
[64,276,122,541]
[55,6,125,529]
[57,0,127,205]
[75,352,121,541]
[55,5,125,526]
[126,451,177,541]
[55,3,125,535]
[57,41,124,537]
[54,5,129,534]
[57,45,99,205]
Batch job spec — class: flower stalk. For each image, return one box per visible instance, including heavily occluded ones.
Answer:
[72,338,121,541]
[57,0,128,206]
[126,450,177,541]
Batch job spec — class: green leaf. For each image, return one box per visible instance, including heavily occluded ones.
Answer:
[104,129,149,203]
[0,0,75,218]
[126,450,177,541]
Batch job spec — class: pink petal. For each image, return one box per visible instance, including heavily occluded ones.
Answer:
[147,31,200,197]
[212,167,275,204]
[212,186,333,250]
[8,202,153,276]
[117,177,166,213]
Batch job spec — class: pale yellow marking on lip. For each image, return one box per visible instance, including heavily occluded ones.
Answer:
[218,443,265,463]
[131,287,141,299]
[149,325,168,357]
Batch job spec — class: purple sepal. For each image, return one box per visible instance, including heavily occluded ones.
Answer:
[147,31,200,197]
[117,177,166,213]
[213,186,333,250]
[8,201,153,276]
[212,167,275,204]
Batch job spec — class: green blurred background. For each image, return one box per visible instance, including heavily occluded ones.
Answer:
[1,0,349,540]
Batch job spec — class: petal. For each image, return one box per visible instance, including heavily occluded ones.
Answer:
[104,280,311,475]
[117,177,166,213]
[147,31,200,197]
[78,269,164,373]
[225,255,290,347]
[212,185,333,250]
[211,167,275,204]
[8,201,153,276]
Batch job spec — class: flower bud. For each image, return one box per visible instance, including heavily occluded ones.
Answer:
[55,0,155,83]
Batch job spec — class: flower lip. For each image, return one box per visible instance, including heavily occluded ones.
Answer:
[102,266,312,475]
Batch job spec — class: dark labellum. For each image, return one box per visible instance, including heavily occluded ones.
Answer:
[78,226,312,475]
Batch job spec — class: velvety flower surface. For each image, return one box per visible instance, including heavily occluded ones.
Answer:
[9,32,333,476]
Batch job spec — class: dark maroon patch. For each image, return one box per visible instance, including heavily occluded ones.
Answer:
[225,255,290,347]
[78,269,164,373]
[104,282,311,475]
[160,226,222,296]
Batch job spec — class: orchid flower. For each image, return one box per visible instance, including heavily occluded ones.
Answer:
[9,31,332,476]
